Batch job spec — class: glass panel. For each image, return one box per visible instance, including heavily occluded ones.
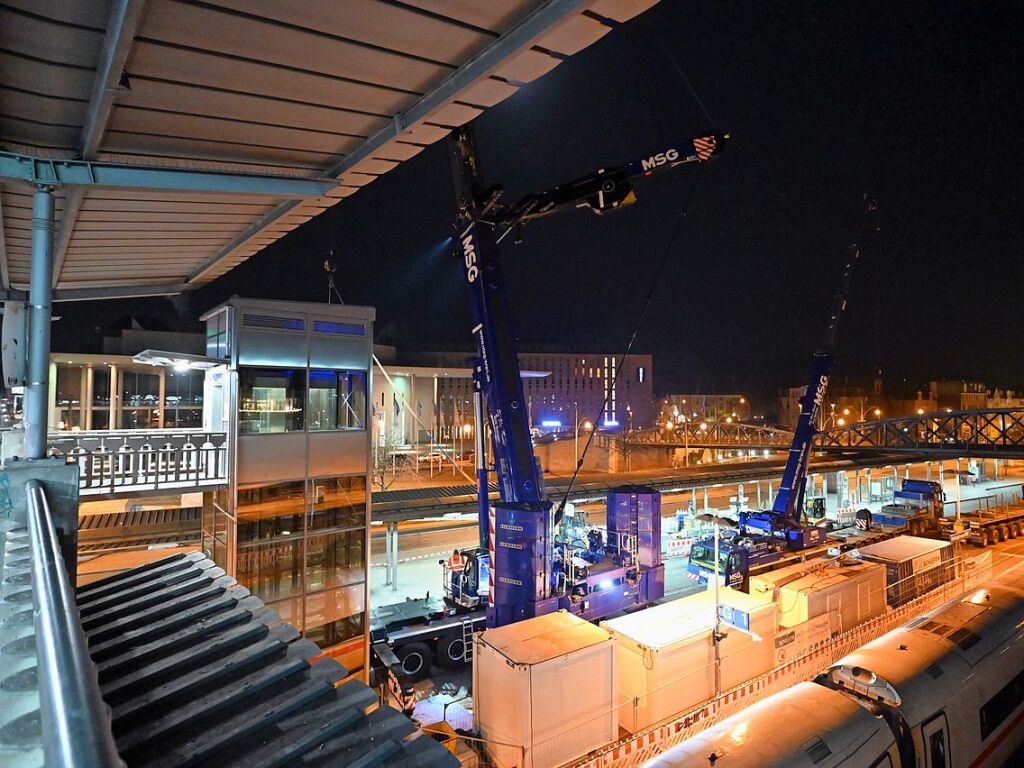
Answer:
[55,366,83,408]
[91,409,109,430]
[266,596,304,631]
[238,367,305,434]
[92,368,110,407]
[928,730,946,768]
[309,476,366,531]
[119,370,160,429]
[341,371,366,430]
[304,583,365,648]
[165,369,204,407]
[306,530,365,590]
[237,538,304,600]
[237,480,305,543]
[308,370,339,431]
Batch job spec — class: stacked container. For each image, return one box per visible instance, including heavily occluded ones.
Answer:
[748,556,887,633]
[851,535,955,607]
[474,611,617,768]
[600,588,776,733]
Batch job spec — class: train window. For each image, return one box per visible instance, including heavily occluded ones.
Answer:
[922,713,950,768]
[928,730,947,768]
[980,667,1024,740]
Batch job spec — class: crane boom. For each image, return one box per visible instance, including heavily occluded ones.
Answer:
[447,124,726,627]
[772,196,878,524]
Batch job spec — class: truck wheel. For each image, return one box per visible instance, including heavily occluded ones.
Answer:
[397,642,433,681]
[438,634,468,669]
[907,520,919,537]
[981,530,992,547]
[1000,525,1010,541]
[1012,523,1021,538]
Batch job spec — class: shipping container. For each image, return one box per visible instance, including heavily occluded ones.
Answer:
[473,611,617,768]
[850,535,955,607]
[748,557,887,632]
[600,588,776,733]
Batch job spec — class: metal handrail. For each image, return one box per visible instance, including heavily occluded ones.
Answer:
[25,479,121,768]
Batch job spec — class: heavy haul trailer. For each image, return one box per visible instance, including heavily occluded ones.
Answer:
[869,478,945,535]
[940,499,1024,546]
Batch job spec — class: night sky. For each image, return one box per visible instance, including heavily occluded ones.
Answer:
[52,0,1022,404]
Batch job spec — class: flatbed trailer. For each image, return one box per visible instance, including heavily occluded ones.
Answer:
[939,500,1024,546]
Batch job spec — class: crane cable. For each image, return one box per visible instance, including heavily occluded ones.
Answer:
[554,166,708,525]
[554,21,719,525]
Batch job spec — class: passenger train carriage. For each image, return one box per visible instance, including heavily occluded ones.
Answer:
[644,563,1024,768]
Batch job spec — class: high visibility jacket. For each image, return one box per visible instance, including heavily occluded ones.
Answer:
[447,552,466,570]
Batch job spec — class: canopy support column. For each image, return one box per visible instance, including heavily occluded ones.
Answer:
[25,186,55,459]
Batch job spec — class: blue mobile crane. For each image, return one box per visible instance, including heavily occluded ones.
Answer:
[370,127,726,679]
[687,198,878,589]
[446,126,726,628]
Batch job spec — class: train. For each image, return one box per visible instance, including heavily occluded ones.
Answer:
[644,562,1024,768]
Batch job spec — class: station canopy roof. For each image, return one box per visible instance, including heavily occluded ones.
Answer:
[0,0,658,301]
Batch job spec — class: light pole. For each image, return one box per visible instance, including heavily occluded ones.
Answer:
[698,512,738,697]
[575,415,593,469]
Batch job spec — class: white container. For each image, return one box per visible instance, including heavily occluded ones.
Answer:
[748,557,887,632]
[601,588,776,733]
[474,611,617,768]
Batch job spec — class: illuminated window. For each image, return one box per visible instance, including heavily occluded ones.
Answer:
[638,366,646,383]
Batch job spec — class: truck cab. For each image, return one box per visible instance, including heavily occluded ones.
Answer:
[441,546,490,612]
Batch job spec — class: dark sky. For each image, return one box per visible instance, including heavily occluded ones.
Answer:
[53,0,1022,402]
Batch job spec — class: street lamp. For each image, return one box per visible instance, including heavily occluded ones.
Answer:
[698,512,738,696]
[575,417,593,469]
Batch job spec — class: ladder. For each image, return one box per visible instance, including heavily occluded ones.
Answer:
[461,619,476,663]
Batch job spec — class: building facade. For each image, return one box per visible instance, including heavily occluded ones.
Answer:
[658,393,750,426]
[401,349,654,432]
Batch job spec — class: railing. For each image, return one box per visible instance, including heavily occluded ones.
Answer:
[623,422,794,449]
[25,479,121,767]
[817,408,1024,457]
[46,429,228,495]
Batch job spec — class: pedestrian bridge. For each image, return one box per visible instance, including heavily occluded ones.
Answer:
[622,408,1024,459]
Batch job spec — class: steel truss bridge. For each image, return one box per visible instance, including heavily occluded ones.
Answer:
[622,408,1024,459]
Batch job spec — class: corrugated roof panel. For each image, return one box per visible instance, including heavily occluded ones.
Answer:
[210,0,497,66]
[0,6,105,69]
[536,12,612,55]
[401,0,537,33]
[126,41,415,117]
[0,0,665,293]
[139,0,451,93]
[121,78,387,139]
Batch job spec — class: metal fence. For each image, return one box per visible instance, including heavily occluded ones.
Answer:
[46,429,228,495]
[25,479,121,767]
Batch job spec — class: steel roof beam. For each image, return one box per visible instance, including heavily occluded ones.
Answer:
[185,0,590,285]
[51,283,189,301]
[0,152,338,197]
[0,194,9,290]
[53,0,149,289]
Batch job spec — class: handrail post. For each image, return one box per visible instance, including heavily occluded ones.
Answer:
[25,478,122,768]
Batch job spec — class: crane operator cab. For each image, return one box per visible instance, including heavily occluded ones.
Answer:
[441,546,490,612]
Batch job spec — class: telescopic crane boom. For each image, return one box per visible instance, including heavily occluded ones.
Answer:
[742,195,879,548]
[448,126,726,627]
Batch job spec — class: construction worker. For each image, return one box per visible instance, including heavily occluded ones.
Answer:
[447,549,466,571]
